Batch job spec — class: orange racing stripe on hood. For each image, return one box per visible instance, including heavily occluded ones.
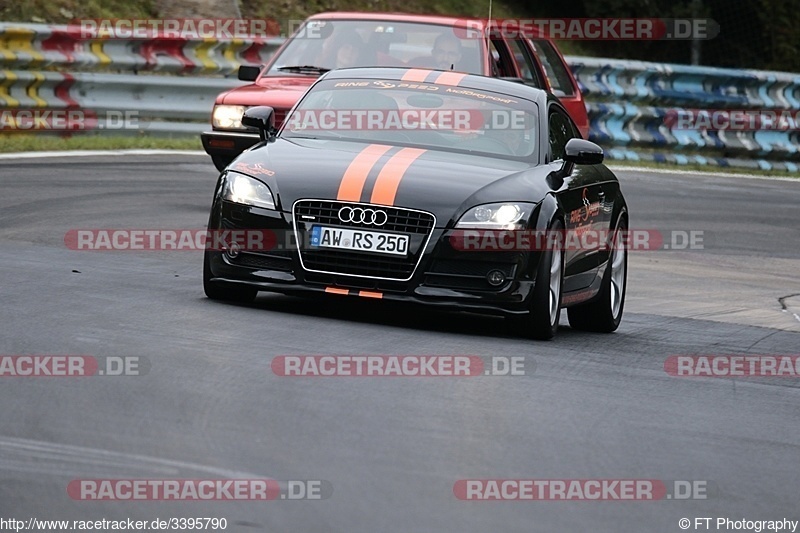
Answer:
[369,147,427,206]
[337,144,393,202]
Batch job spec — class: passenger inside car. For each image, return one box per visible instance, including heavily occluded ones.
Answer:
[407,34,464,71]
[319,32,375,68]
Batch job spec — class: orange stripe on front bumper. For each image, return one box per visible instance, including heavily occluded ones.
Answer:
[325,287,349,295]
[370,147,427,206]
[401,69,433,82]
[435,71,467,86]
[337,144,393,202]
[358,291,383,299]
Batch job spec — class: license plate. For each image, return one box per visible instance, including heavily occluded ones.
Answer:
[310,226,409,256]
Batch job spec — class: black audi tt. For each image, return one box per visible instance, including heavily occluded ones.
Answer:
[203,67,628,340]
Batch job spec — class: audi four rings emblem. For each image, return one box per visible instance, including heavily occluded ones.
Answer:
[338,206,388,226]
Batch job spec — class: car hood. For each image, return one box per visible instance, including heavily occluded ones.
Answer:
[220,76,316,108]
[228,138,556,226]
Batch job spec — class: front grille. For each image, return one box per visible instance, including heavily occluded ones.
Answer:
[294,200,435,280]
[304,273,408,293]
[295,200,432,234]
[300,252,417,277]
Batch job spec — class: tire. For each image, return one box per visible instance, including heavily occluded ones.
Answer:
[203,250,258,303]
[508,218,565,340]
[212,156,233,172]
[567,216,627,332]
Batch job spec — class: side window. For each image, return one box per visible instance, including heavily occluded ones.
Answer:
[488,39,516,77]
[549,108,577,161]
[507,39,544,88]
[529,40,576,97]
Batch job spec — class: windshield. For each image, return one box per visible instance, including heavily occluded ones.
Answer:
[267,20,484,75]
[281,78,539,160]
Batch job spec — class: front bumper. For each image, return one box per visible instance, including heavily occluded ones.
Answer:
[208,252,536,316]
[206,199,541,316]
[201,130,260,159]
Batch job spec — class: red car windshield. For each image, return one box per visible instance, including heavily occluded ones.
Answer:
[266,20,485,75]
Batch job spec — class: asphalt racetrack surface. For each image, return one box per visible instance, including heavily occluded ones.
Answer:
[1,153,798,532]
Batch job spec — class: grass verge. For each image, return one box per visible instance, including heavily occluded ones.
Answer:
[0,135,202,153]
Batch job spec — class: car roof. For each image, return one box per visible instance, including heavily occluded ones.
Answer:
[307,12,547,37]
[321,67,550,105]
[309,12,486,28]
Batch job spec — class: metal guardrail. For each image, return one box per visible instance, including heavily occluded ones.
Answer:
[0,68,242,136]
[0,22,258,136]
[0,22,283,74]
[568,56,800,172]
[1,22,799,171]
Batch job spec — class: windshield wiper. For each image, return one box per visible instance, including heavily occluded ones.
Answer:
[276,65,331,75]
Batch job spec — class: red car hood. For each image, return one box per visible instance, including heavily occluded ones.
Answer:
[220,76,316,109]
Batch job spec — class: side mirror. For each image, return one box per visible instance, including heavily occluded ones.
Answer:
[242,106,278,142]
[238,65,262,82]
[564,138,604,165]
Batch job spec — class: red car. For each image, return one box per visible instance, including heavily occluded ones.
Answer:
[202,12,589,171]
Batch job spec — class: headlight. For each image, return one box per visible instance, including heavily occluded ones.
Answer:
[223,173,276,210]
[212,105,247,130]
[456,202,535,230]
